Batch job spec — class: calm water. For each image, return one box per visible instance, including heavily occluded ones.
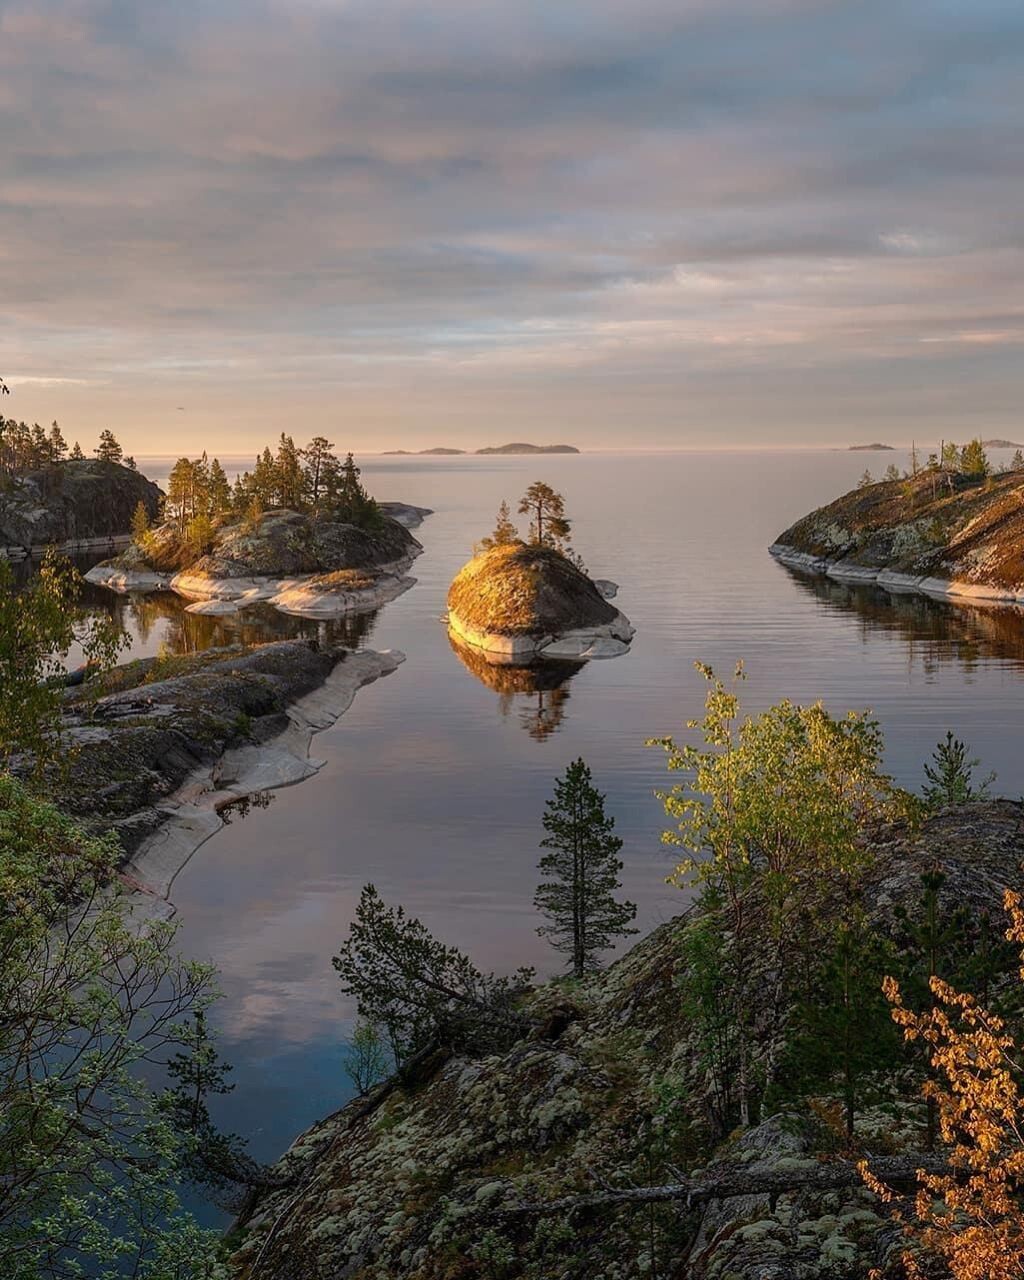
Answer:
[72,449,1024,1189]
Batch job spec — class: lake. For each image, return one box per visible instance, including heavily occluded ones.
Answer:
[71,448,1024,1195]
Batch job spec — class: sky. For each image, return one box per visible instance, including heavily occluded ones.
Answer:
[1,0,1023,455]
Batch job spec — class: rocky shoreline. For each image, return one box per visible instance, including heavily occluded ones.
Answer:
[771,466,1024,607]
[53,641,404,909]
[770,541,1024,606]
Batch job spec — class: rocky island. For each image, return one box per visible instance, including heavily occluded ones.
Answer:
[446,485,632,662]
[86,442,431,618]
[771,449,1024,603]
[448,542,633,661]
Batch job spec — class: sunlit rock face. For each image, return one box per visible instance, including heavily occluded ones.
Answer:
[771,467,1024,604]
[446,542,634,662]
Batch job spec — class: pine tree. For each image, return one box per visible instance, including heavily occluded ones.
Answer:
[69,440,84,461]
[302,436,339,512]
[922,732,994,809]
[336,452,378,526]
[518,481,571,552]
[48,422,67,463]
[94,429,123,464]
[208,458,232,516]
[130,501,150,543]
[960,438,989,478]
[479,500,519,550]
[857,469,873,488]
[274,433,305,509]
[534,759,637,979]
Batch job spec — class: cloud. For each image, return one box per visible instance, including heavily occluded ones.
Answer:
[0,0,1022,447]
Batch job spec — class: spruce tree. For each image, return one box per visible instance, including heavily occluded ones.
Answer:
[922,731,993,809]
[534,759,636,979]
[69,440,84,460]
[479,500,518,550]
[208,458,232,516]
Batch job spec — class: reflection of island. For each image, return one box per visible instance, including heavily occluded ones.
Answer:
[80,579,379,655]
[781,564,1024,675]
[447,632,584,739]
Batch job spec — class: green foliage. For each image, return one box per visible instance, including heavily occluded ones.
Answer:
[676,910,745,1135]
[343,1019,392,1096]
[858,469,873,488]
[132,498,152,541]
[0,553,126,772]
[478,499,519,551]
[334,451,379,527]
[772,912,903,1138]
[186,513,215,557]
[94,427,124,463]
[959,438,989,478]
[941,439,960,470]
[922,731,994,809]
[884,463,901,482]
[518,481,571,552]
[534,758,637,978]
[649,662,911,919]
[333,885,533,1065]
[0,777,223,1277]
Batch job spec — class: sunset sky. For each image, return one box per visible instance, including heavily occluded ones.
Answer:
[2,1,1022,455]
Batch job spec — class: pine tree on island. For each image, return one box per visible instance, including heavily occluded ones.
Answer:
[518,481,571,553]
[534,758,637,979]
[479,500,519,550]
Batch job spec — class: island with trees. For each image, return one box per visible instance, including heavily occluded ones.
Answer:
[771,439,1024,604]
[446,481,634,662]
[0,421,160,556]
[87,436,431,618]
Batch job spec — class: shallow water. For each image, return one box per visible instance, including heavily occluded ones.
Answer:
[69,449,1024,1188]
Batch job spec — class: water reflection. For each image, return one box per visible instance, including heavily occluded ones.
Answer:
[447,632,584,739]
[782,566,1024,675]
[78,579,381,655]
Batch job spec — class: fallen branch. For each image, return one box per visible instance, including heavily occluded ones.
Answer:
[496,1153,950,1218]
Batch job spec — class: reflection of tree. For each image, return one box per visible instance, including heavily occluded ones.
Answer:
[447,631,582,739]
[76,581,380,655]
[782,567,1024,677]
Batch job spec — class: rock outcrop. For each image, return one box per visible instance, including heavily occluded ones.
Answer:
[771,468,1024,604]
[0,460,162,553]
[51,640,403,870]
[87,505,428,619]
[231,803,1024,1280]
[446,543,634,662]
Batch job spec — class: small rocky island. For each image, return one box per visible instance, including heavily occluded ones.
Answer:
[86,443,430,619]
[771,445,1024,603]
[446,484,633,662]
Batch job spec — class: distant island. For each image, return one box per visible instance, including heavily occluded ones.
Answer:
[381,442,580,456]
[476,442,579,455]
[382,447,467,456]
[848,442,895,451]
[982,439,1024,449]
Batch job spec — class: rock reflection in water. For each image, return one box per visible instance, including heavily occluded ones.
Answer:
[782,566,1024,675]
[80,579,381,655]
[447,632,584,739]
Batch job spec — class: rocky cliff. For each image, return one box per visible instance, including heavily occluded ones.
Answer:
[230,803,1024,1280]
[0,460,162,550]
